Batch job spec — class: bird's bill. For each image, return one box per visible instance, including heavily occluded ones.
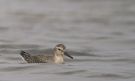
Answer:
[64,52,73,59]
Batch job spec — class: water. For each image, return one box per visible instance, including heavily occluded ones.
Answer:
[0,0,135,81]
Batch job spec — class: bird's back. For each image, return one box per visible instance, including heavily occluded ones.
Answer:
[20,51,53,63]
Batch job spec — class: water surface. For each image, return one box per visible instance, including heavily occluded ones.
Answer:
[0,0,135,81]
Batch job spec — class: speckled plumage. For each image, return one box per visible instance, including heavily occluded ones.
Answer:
[20,44,73,64]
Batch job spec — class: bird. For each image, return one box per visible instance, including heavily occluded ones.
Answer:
[20,44,73,64]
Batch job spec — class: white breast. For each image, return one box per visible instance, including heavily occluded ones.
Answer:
[54,56,64,64]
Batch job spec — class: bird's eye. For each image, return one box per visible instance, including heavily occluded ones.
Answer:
[58,48,61,51]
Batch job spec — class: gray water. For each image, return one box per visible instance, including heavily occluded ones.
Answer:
[0,0,135,81]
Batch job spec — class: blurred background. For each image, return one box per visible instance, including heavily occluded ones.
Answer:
[0,0,135,81]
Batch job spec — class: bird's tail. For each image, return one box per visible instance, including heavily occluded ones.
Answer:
[20,51,32,63]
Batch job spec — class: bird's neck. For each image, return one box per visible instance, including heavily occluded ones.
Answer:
[53,53,64,64]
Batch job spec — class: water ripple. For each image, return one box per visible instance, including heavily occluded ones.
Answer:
[56,70,87,75]
[0,65,35,72]
[0,44,40,49]
[87,73,132,79]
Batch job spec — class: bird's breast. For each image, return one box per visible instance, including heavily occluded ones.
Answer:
[54,56,64,64]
